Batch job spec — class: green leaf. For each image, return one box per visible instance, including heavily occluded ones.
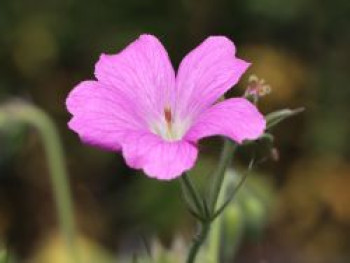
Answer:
[266,107,304,129]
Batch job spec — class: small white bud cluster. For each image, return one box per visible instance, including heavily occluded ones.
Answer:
[245,75,271,103]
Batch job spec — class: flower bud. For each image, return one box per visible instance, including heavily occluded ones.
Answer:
[244,75,272,103]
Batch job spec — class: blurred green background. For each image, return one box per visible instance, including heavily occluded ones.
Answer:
[0,0,350,262]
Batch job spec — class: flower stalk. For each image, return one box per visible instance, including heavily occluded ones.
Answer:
[182,138,237,263]
[186,221,210,263]
[208,139,237,215]
[180,173,204,218]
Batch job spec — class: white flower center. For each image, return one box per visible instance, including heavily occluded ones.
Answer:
[151,107,189,141]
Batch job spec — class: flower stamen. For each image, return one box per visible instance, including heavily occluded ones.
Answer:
[164,106,173,138]
[164,106,172,125]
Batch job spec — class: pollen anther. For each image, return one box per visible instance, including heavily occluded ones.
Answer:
[164,106,172,125]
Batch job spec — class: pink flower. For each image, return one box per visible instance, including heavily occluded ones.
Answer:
[66,34,265,180]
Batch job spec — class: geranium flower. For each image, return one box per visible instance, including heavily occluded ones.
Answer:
[66,34,265,180]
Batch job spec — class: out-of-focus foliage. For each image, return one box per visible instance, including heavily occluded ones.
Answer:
[0,250,7,263]
[30,232,114,263]
[0,122,25,168]
[274,158,350,262]
[128,237,194,263]
[221,169,275,261]
[0,0,349,262]
[122,169,275,263]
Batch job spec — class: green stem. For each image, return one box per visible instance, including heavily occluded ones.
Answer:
[0,102,79,263]
[186,221,210,263]
[180,173,204,217]
[208,139,236,214]
[185,139,237,263]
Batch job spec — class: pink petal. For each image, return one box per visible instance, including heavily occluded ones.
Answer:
[95,34,176,122]
[175,36,250,119]
[66,81,147,151]
[121,131,198,180]
[185,98,266,144]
